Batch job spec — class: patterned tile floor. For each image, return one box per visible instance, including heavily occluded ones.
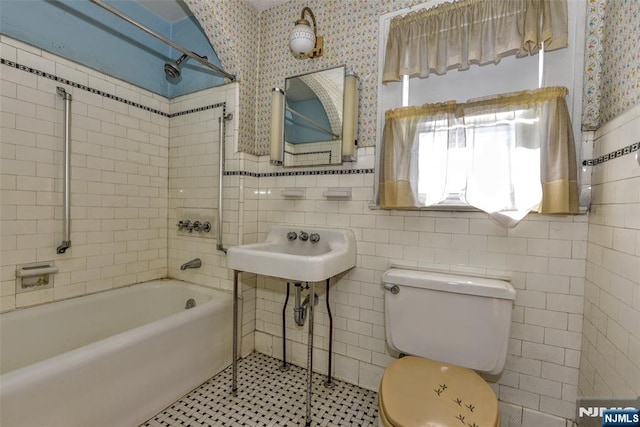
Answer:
[142,352,379,426]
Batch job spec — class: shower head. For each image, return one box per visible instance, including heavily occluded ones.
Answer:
[164,52,208,79]
[164,53,188,79]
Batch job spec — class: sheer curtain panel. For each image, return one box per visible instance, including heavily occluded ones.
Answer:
[377,87,579,227]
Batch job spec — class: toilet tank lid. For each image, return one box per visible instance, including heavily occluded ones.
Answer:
[382,268,516,300]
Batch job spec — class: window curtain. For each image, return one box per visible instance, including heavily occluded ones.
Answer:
[379,102,456,207]
[377,87,579,227]
[382,0,568,83]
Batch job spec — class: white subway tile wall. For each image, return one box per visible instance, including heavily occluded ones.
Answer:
[580,103,640,398]
[1,36,169,309]
[252,147,589,425]
[167,83,256,355]
[0,37,257,351]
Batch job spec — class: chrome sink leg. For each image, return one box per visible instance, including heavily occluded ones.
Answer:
[232,269,239,396]
[305,280,315,426]
[324,278,335,388]
[281,282,290,371]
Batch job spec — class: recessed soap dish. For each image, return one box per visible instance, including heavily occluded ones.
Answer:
[323,187,352,200]
[16,262,58,293]
[281,188,306,199]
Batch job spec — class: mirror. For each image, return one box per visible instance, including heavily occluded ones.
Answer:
[283,66,345,167]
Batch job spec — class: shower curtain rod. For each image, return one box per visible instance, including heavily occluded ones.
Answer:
[90,0,236,82]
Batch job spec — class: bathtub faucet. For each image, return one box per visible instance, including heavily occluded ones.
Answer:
[180,258,201,270]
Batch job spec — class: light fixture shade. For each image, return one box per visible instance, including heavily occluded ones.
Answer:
[342,74,359,161]
[270,88,284,165]
[290,20,316,55]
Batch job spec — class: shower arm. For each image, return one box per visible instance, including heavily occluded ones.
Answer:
[90,0,236,82]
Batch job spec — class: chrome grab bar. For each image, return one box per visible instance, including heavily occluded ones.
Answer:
[383,284,400,294]
[56,87,72,254]
[216,113,233,253]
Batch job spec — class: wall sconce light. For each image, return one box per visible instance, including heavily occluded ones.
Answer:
[342,73,359,162]
[270,87,285,165]
[289,7,323,59]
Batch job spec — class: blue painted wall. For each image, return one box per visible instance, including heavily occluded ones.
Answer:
[168,16,223,98]
[286,98,333,144]
[0,0,223,98]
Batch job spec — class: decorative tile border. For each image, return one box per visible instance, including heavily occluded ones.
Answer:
[2,55,374,178]
[224,168,374,178]
[1,57,223,118]
[582,141,639,166]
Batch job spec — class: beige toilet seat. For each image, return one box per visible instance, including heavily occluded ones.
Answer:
[379,356,500,427]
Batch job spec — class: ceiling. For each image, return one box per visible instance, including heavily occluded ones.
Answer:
[136,0,289,22]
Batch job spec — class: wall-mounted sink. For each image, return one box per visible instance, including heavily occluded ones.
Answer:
[227,225,356,282]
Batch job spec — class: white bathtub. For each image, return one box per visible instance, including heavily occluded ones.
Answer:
[0,279,233,427]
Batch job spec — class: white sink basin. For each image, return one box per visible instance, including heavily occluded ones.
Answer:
[227,226,356,282]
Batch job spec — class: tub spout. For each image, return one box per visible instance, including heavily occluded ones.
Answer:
[180,258,201,270]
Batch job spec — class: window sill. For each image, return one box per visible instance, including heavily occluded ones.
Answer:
[368,201,589,215]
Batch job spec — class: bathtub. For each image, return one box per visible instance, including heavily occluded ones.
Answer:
[0,279,233,427]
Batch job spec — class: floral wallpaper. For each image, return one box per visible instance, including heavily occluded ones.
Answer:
[186,0,638,152]
[600,0,640,124]
[581,0,604,130]
[254,0,427,155]
[582,0,640,129]
[184,0,259,152]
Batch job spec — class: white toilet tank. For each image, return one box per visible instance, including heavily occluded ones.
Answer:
[383,268,516,375]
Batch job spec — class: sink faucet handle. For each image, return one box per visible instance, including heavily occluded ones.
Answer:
[309,233,320,243]
[287,231,298,241]
[299,231,309,241]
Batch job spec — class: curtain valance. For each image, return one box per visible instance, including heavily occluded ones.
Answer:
[378,87,579,227]
[383,0,568,83]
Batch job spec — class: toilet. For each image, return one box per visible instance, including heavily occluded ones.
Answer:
[378,268,516,427]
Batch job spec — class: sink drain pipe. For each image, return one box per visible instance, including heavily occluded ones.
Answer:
[294,283,319,327]
[294,283,306,326]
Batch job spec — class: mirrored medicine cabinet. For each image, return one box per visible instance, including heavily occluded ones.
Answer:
[272,65,358,167]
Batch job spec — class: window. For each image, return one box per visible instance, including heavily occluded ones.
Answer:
[417,109,543,206]
[378,88,578,227]
[375,0,586,226]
